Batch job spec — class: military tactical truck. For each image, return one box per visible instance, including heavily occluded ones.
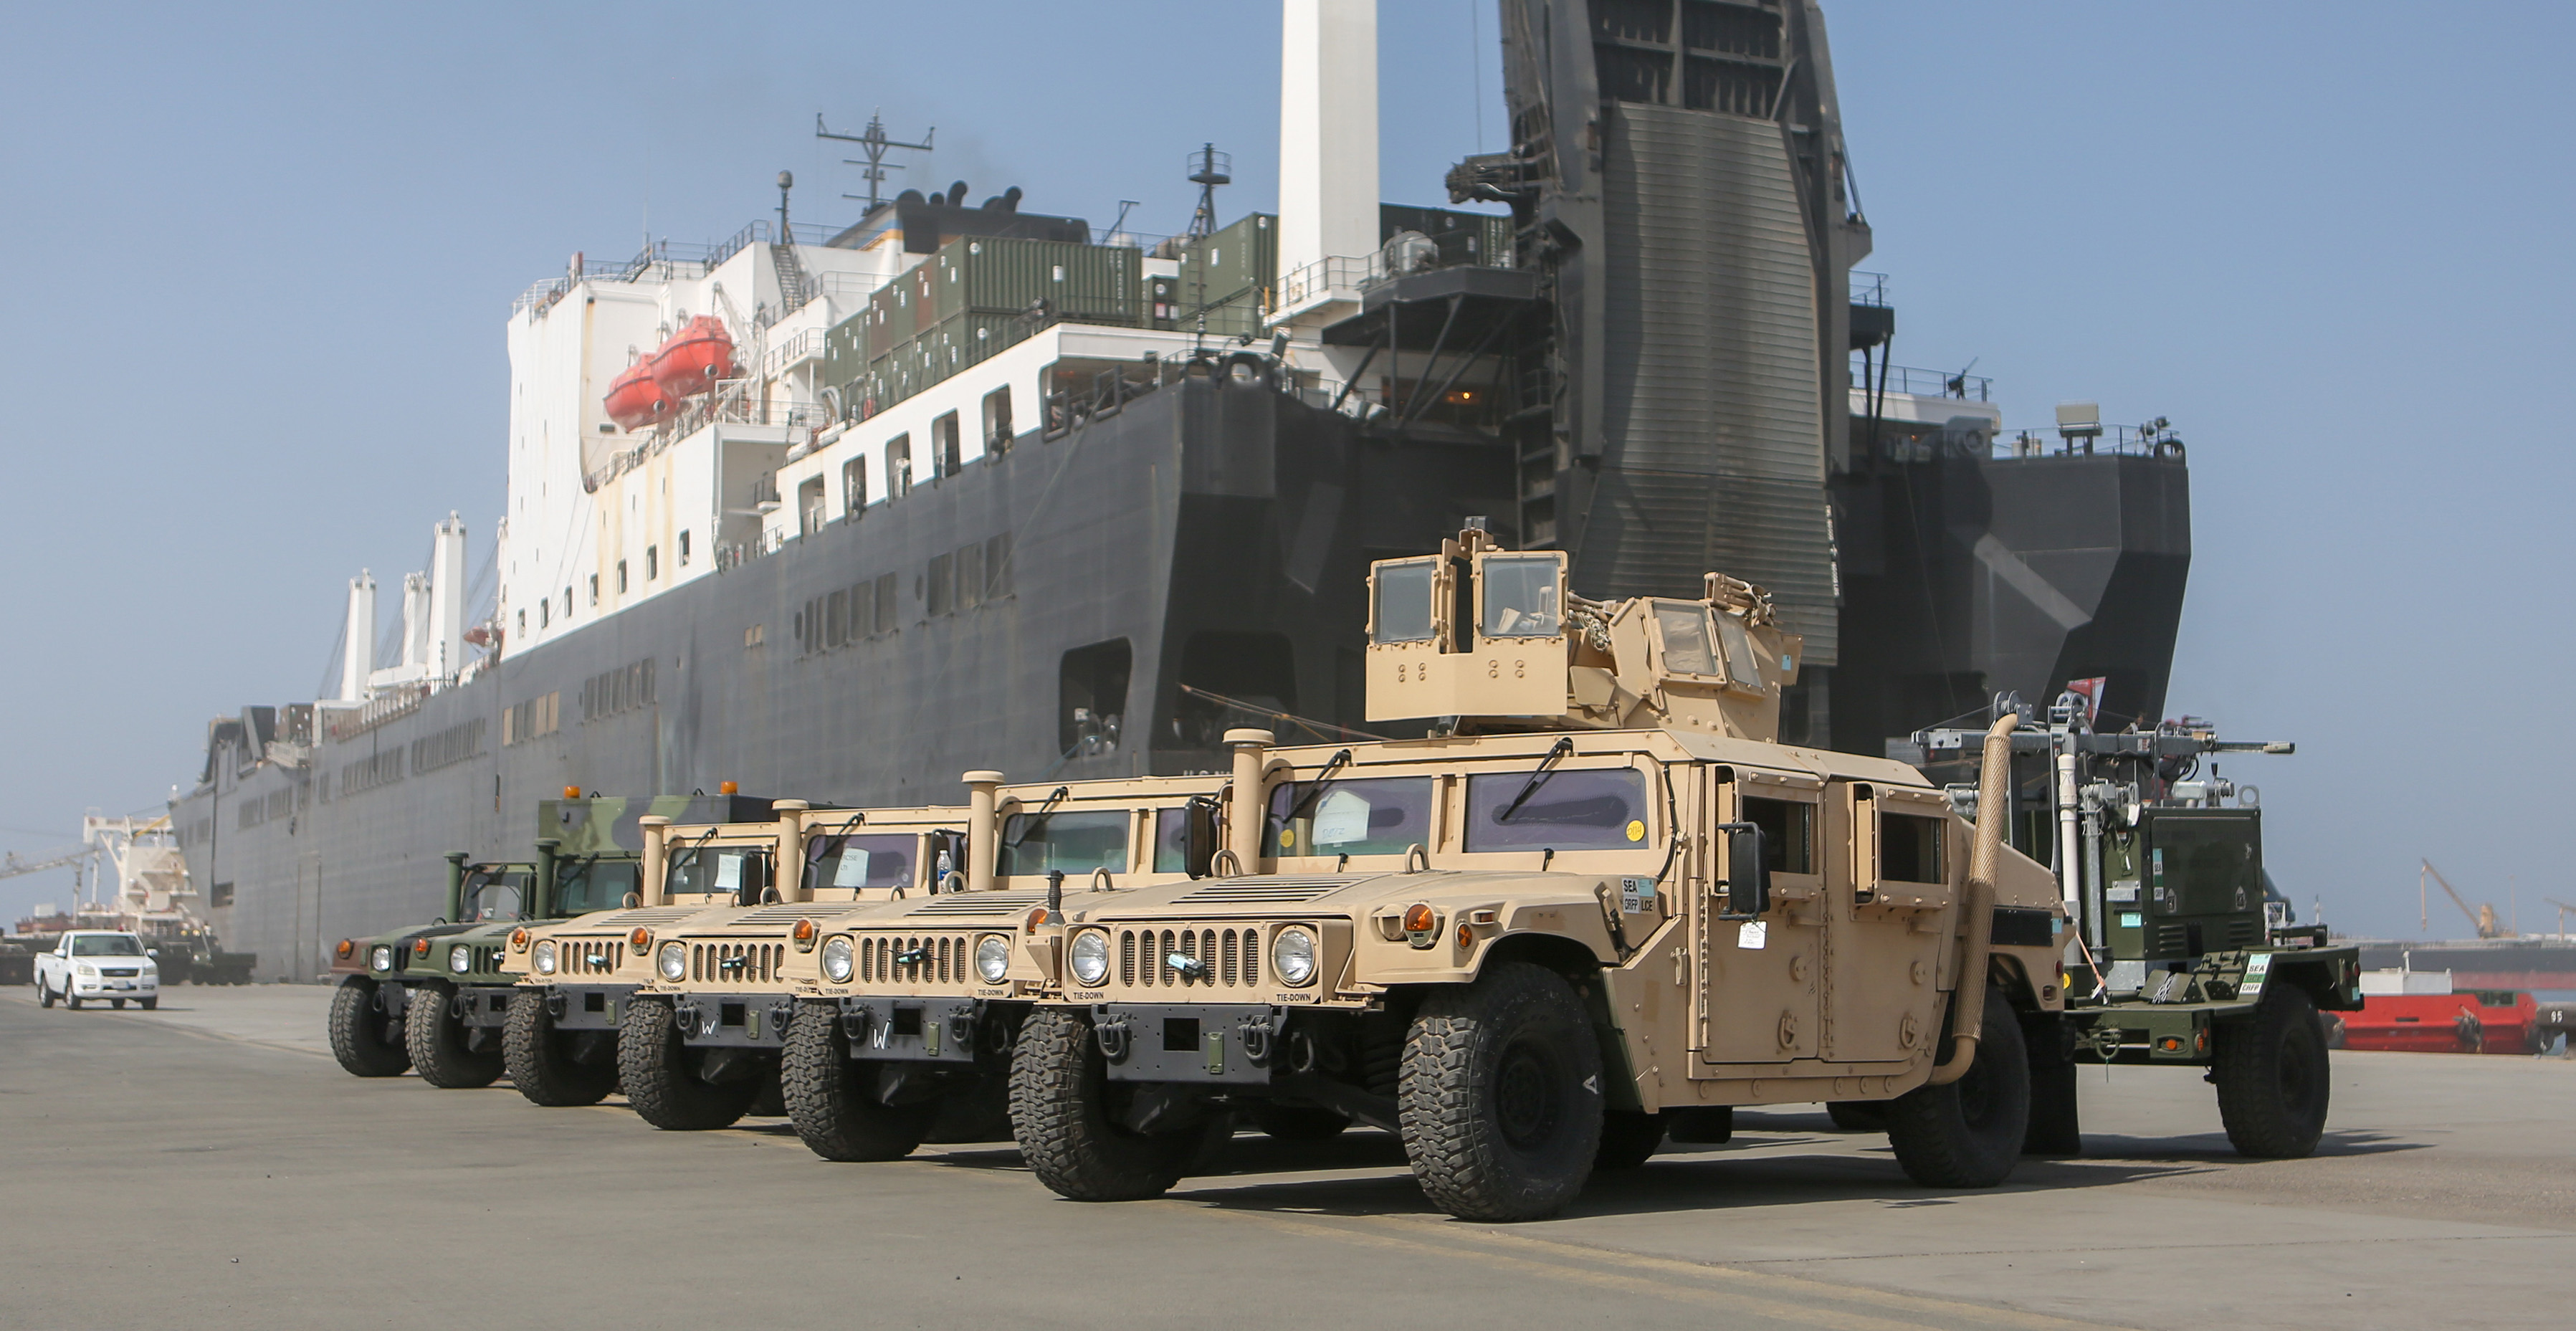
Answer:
[1010,529,2074,1222]
[325,794,658,1082]
[773,773,1227,1161]
[1905,705,2361,1158]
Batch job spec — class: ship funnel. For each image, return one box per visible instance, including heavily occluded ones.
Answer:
[340,571,376,701]
[1278,0,1379,302]
[429,511,467,680]
[399,571,431,672]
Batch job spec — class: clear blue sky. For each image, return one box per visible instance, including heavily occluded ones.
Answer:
[3,2,2568,941]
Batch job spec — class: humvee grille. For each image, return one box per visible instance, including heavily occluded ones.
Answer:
[691,942,781,984]
[1170,879,1351,906]
[907,892,1047,917]
[563,941,625,976]
[469,945,503,974]
[1115,927,1261,991]
[856,933,973,985]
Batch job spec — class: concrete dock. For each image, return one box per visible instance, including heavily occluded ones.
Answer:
[4,984,2569,1329]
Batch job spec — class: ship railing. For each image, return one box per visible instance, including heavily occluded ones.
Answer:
[323,683,430,744]
[1994,421,2187,461]
[758,328,829,380]
[1851,359,1992,401]
[1851,270,1890,307]
[707,219,841,269]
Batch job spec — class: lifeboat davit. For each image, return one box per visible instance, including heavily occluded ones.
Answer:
[603,360,677,431]
[649,315,736,399]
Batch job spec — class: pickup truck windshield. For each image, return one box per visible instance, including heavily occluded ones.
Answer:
[71,935,144,957]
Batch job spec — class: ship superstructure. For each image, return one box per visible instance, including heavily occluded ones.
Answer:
[169,0,2197,981]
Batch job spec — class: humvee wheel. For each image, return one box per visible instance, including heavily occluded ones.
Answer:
[782,999,933,1161]
[1594,1110,1666,1170]
[1247,1102,1352,1141]
[2215,984,2329,1159]
[328,978,411,1078]
[405,982,504,1089]
[1010,1008,1210,1201]
[618,996,759,1130]
[1886,987,2029,1188]
[1826,1101,1889,1132]
[1399,962,1606,1221]
[503,990,616,1106]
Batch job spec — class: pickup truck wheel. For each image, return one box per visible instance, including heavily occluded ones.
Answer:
[65,988,83,1011]
[38,978,56,1008]
[503,991,616,1106]
[782,1000,933,1160]
[110,998,125,1009]
[1400,962,1606,1221]
[328,978,411,1077]
[1246,1102,1352,1141]
[405,982,504,1088]
[2214,984,2329,1159]
[139,998,157,1011]
[1886,987,2029,1188]
[1009,1008,1203,1201]
[617,996,757,1130]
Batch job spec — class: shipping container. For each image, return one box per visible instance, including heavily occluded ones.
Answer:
[1177,213,1277,315]
[823,310,871,396]
[1379,203,1515,270]
[928,235,1142,326]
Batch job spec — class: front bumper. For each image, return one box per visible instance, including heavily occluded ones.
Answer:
[670,991,797,1049]
[833,996,991,1064]
[67,974,158,996]
[538,983,638,1031]
[1091,1003,1284,1087]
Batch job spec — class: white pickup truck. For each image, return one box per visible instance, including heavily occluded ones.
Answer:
[34,931,160,1010]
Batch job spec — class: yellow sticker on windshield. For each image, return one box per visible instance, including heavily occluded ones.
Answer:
[1625,820,1646,842]
[1279,829,1297,849]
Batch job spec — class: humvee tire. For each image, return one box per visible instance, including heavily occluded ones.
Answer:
[618,996,759,1130]
[1826,1101,1889,1132]
[1247,1102,1353,1141]
[1399,962,1606,1222]
[1595,1110,1666,1170]
[2214,984,2329,1159]
[328,978,411,1077]
[781,999,934,1161]
[1886,988,2029,1188]
[1011,1007,1210,1201]
[406,983,505,1089]
[504,991,616,1107]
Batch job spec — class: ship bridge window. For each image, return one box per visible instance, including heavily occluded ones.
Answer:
[1372,559,1438,643]
[1479,555,1563,639]
[998,810,1130,877]
[1653,603,1717,676]
[1267,777,1434,858]
[1464,768,1651,852]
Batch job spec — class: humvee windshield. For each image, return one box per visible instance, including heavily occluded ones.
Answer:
[666,844,773,904]
[1269,777,1434,857]
[805,834,917,892]
[1373,560,1437,643]
[1479,555,1561,639]
[1153,808,1193,873]
[461,869,529,920]
[1463,768,1651,851]
[1654,603,1718,676]
[553,859,640,915]
[998,811,1127,876]
[70,935,144,957]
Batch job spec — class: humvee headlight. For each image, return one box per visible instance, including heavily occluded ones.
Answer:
[370,945,393,972]
[1272,927,1319,988]
[657,941,687,982]
[1068,930,1111,987]
[533,940,558,975]
[448,945,472,975]
[975,934,1011,984]
[821,936,855,983]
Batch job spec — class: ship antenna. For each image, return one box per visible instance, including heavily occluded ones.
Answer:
[1186,143,1231,240]
[817,108,935,209]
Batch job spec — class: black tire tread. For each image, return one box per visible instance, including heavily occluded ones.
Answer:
[1398,962,1605,1222]
[1008,1008,1196,1201]
[405,983,504,1089]
[503,991,616,1107]
[616,996,757,1130]
[1885,987,2030,1188]
[328,979,411,1077]
[1594,1110,1666,1170]
[2214,983,2329,1159]
[782,1000,932,1160]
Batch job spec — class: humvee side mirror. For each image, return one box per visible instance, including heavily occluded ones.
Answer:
[1183,796,1221,879]
[1717,823,1770,918]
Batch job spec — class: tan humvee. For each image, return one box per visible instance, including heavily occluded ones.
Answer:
[768,772,1227,1160]
[1011,529,2061,1223]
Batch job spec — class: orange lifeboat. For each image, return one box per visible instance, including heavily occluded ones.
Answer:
[649,315,736,399]
[603,359,677,431]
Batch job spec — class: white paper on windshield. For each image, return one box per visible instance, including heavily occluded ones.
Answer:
[1736,921,1768,950]
[832,849,870,887]
[1312,789,1373,846]
[715,854,743,890]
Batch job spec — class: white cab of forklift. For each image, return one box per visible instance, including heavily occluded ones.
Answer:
[34,931,160,1010]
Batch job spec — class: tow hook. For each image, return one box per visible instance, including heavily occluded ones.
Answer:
[1094,1014,1132,1063]
[946,1010,976,1051]
[447,990,469,1021]
[544,988,567,1020]
[1239,1014,1278,1067]
[841,1005,874,1044]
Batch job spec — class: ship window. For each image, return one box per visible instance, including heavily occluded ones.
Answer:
[678,530,691,565]
[517,609,525,635]
[842,459,867,515]
[824,590,847,648]
[1464,768,1651,852]
[211,881,234,908]
[1372,559,1438,643]
[986,533,1013,598]
[887,434,913,495]
[1740,797,1815,875]
[1479,555,1562,639]
[934,411,962,477]
[1881,813,1946,884]
[983,386,1013,455]
[539,599,550,629]
[927,553,953,615]
[1059,639,1132,755]
[957,543,985,610]
[797,477,825,536]
[616,560,629,594]
[998,810,1129,877]
[1267,777,1434,857]
[1711,612,1765,690]
[873,573,897,633]
[645,545,659,580]
[561,588,572,620]
[1654,603,1718,676]
[588,574,598,606]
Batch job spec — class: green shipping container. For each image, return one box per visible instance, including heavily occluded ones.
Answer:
[824,310,871,393]
[929,235,1142,326]
[1177,213,1277,315]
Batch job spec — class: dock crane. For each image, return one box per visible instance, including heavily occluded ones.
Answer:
[2421,859,2514,939]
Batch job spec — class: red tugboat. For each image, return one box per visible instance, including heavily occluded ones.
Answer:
[602,359,677,431]
[647,314,735,398]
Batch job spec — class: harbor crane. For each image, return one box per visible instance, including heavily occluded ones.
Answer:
[2421,859,2514,939]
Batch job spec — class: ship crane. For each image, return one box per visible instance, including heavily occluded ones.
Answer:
[2544,897,2576,940]
[2421,859,2514,939]
[0,844,94,882]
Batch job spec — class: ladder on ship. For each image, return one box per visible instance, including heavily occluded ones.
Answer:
[768,242,812,319]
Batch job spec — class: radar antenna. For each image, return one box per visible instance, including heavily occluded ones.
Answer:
[816,110,935,209]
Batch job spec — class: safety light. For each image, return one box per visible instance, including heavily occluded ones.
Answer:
[629,927,653,950]
[792,917,819,951]
[335,939,353,959]
[563,786,581,799]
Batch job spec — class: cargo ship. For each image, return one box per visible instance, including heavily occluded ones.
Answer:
[168,1,2196,981]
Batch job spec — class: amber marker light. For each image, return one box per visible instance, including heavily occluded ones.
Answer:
[335,939,353,959]
[791,917,819,951]
[1402,904,1436,933]
[719,781,739,795]
[1025,907,1050,933]
[629,927,653,950]
[414,938,432,956]
[1457,923,1474,949]
[510,928,529,950]
[563,786,581,799]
